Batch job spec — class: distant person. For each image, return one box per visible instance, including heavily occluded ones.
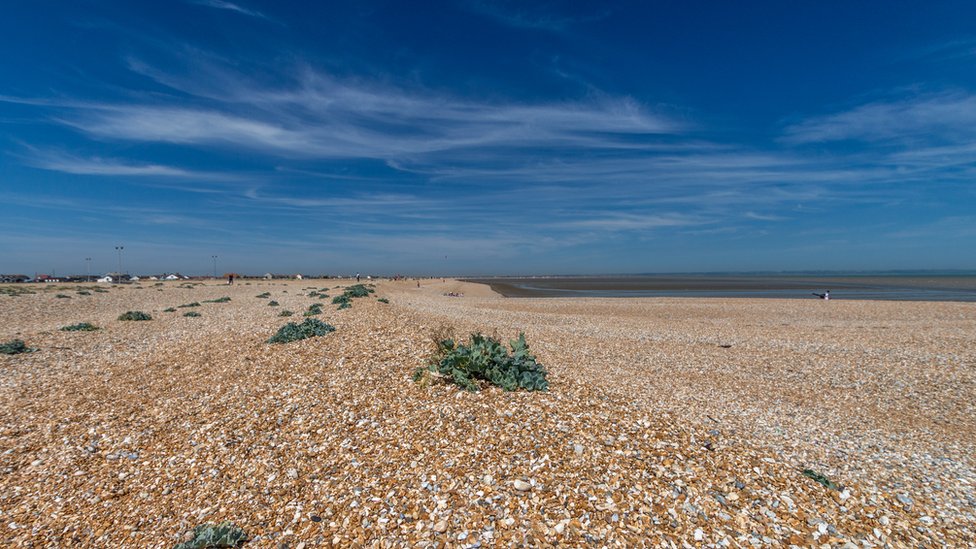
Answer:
[812,290,830,300]
[356,272,361,282]
[228,274,234,285]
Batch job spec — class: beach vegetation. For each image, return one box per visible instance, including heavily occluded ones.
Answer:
[256,292,271,298]
[163,307,177,312]
[304,303,323,316]
[178,302,201,308]
[118,311,152,321]
[61,322,99,331]
[268,300,279,306]
[802,469,840,490]
[415,330,548,392]
[0,339,34,355]
[377,298,390,304]
[183,311,202,317]
[267,318,335,344]
[278,310,294,317]
[173,521,247,549]
[55,294,71,299]
[76,290,91,295]
[203,297,231,303]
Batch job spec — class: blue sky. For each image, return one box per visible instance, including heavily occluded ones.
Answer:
[2,1,975,276]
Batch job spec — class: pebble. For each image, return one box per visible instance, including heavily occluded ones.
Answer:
[513,479,532,491]
[433,521,448,533]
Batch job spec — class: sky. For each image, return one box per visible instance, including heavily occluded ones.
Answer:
[1,1,975,276]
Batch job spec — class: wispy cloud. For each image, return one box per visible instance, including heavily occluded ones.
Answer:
[189,0,267,20]
[781,91,976,144]
[27,150,201,177]
[462,1,609,33]
[58,68,679,159]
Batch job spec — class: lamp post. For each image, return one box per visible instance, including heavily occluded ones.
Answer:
[115,246,124,283]
[86,257,91,283]
[212,255,218,279]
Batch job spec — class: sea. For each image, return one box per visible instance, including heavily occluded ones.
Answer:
[465,274,976,302]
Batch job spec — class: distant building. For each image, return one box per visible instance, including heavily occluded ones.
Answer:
[97,275,113,283]
[0,274,29,283]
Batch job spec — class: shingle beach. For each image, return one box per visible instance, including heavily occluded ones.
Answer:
[1,279,973,547]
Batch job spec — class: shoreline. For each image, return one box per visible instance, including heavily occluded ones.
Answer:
[465,275,976,301]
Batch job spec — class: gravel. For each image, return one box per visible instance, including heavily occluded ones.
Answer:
[0,278,973,546]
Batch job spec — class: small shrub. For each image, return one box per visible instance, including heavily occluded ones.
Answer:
[268,300,279,307]
[163,307,177,313]
[93,288,109,293]
[55,294,71,299]
[267,318,335,344]
[337,302,352,310]
[61,323,98,331]
[154,282,163,286]
[304,303,323,316]
[278,310,294,317]
[377,298,390,304]
[183,311,202,317]
[256,292,271,298]
[331,294,350,306]
[76,290,91,296]
[203,297,231,303]
[0,339,34,355]
[178,302,201,308]
[118,311,152,321]
[174,521,247,549]
[415,332,548,392]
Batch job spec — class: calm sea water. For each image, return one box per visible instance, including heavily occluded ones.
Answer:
[466,275,976,302]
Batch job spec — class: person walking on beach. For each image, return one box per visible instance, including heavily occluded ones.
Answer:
[228,273,234,285]
[356,272,361,282]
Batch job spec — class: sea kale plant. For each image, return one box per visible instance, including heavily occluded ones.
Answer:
[173,522,247,549]
[118,311,152,321]
[0,339,34,355]
[267,318,335,344]
[61,322,99,331]
[415,331,549,392]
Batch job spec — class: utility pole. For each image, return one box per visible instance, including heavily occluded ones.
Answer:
[212,255,218,279]
[115,246,124,282]
[86,257,92,283]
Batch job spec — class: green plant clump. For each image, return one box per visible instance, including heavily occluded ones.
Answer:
[278,310,294,317]
[377,298,390,304]
[0,339,34,355]
[416,332,548,392]
[61,322,99,332]
[304,303,323,316]
[343,284,374,298]
[203,297,231,303]
[163,307,177,313]
[267,300,279,307]
[55,294,71,299]
[802,469,840,490]
[178,302,201,308]
[173,521,247,549]
[337,302,352,310]
[331,294,350,306]
[267,318,335,344]
[183,311,202,317]
[256,292,271,298]
[76,290,91,296]
[118,311,152,321]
